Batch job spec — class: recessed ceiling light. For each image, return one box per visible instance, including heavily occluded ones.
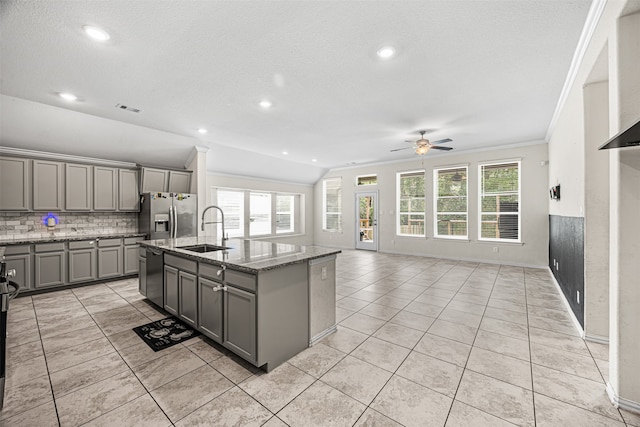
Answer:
[376,46,396,59]
[197,128,208,134]
[282,151,288,155]
[311,159,317,163]
[259,100,272,109]
[83,25,110,41]
[59,92,77,101]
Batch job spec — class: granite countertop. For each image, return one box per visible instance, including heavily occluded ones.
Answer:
[140,236,341,273]
[0,232,147,246]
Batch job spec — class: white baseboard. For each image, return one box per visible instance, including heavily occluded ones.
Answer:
[584,333,609,345]
[607,382,640,414]
[547,267,585,338]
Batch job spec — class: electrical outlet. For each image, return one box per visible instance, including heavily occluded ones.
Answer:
[557,262,560,271]
[577,290,580,304]
[492,247,498,253]
[321,266,327,280]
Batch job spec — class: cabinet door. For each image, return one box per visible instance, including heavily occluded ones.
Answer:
[33,160,64,211]
[198,278,223,343]
[35,251,65,288]
[65,163,92,210]
[94,166,118,211]
[178,271,197,328]
[118,169,140,211]
[164,265,179,316]
[68,249,97,283]
[141,168,169,193]
[224,285,256,362]
[4,254,32,290]
[139,256,147,296]
[0,157,30,211]
[123,245,140,275]
[98,246,123,278]
[168,171,192,193]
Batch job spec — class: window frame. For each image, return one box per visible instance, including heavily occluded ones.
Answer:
[396,169,426,238]
[478,160,521,243]
[356,174,378,186]
[276,194,295,234]
[433,165,468,240]
[322,177,342,232]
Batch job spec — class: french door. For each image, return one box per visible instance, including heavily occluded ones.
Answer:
[355,191,378,251]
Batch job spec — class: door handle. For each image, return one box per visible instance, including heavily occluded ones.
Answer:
[173,206,178,238]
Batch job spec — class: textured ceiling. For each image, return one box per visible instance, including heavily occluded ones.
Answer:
[0,1,592,184]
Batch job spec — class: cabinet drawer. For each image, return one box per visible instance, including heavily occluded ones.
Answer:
[124,236,144,246]
[98,238,122,248]
[35,242,65,252]
[226,269,256,293]
[199,262,224,282]
[3,245,31,255]
[165,253,197,274]
[69,240,97,250]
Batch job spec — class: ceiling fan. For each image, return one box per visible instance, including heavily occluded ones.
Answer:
[391,131,453,155]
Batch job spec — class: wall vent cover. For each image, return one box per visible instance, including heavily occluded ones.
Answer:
[115,104,142,113]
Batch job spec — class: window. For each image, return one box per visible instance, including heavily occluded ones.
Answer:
[479,161,520,241]
[217,190,244,238]
[276,194,295,234]
[250,192,271,236]
[434,166,468,239]
[323,177,342,232]
[397,170,425,237]
[356,174,377,186]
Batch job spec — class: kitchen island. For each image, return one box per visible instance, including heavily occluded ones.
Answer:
[139,237,341,372]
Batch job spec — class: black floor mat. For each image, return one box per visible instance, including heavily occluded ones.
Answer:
[133,317,199,352]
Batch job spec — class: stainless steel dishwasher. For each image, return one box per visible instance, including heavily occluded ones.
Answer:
[146,248,164,308]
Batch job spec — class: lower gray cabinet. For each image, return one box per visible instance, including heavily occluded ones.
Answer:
[3,245,31,291]
[34,243,66,288]
[98,239,123,279]
[124,245,140,275]
[138,256,147,296]
[68,248,97,283]
[164,265,179,316]
[198,277,223,343]
[224,285,256,362]
[178,271,197,328]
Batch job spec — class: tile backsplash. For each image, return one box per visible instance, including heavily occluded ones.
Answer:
[0,212,138,240]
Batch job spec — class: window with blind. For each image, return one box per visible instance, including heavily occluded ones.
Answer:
[397,170,425,237]
[434,166,468,239]
[323,177,342,232]
[276,194,295,234]
[217,190,245,238]
[479,161,520,241]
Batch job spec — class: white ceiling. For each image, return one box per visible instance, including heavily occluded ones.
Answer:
[0,1,592,184]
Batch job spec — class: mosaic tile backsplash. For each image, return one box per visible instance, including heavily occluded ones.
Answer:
[0,212,138,240]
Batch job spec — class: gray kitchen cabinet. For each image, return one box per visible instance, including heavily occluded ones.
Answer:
[164,265,179,316]
[123,237,144,275]
[94,166,118,211]
[68,240,97,283]
[2,245,32,290]
[178,271,198,328]
[33,160,64,211]
[168,171,192,193]
[138,255,147,296]
[224,284,257,362]
[34,243,65,288]
[97,238,123,278]
[198,277,223,343]
[0,156,30,211]
[65,163,92,211]
[140,167,169,193]
[118,169,139,211]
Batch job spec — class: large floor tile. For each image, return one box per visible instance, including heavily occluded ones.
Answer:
[0,375,53,421]
[239,363,315,412]
[41,324,105,354]
[287,342,345,378]
[6,339,43,362]
[50,352,130,397]
[46,336,116,372]
[466,346,532,390]
[414,333,472,367]
[278,381,366,427]
[0,400,58,427]
[351,336,410,372]
[404,301,445,317]
[133,346,206,390]
[320,355,393,405]
[438,307,483,328]
[371,375,452,427]
[336,297,370,312]
[339,312,386,335]
[474,329,530,361]
[529,327,591,356]
[428,318,478,345]
[530,342,602,381]
[82,394,171,427]
[117,341,182,368]
[5,354,48,388]
[484,306,528,325]
[358,303,400,321]
[184,337,227,363]
[372,322,424,349]
[389,310,435,332]
[479,316,529,340]
[445,400,517,427]
[396,351,463,397]
[534,393,625,427]
[353,408,403,426]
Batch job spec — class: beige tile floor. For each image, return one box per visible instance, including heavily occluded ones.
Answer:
[2,250,640,426]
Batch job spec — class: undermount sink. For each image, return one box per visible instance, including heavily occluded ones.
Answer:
[177,244,229,253]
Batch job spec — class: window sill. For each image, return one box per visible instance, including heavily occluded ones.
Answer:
[478,239,524,246]
[432,236,471,242]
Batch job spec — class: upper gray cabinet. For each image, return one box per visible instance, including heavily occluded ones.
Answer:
[65,163,92,211]
[0,156,30,211]
[33,160,64,211]
[94,166,118,211]
[140,168,169,193]
[118,169,139,211]
[168,171,192,193]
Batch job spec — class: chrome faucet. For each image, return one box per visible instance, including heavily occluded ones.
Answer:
[201,205,227,242]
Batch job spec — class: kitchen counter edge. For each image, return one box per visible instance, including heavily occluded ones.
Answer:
[0,233,147,246]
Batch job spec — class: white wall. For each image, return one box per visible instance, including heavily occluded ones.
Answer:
[314,143,550,267]
[206,172,314,246]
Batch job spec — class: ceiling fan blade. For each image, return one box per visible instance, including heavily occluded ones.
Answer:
[430,138,453,145]
[430,146,453,151]
[390,147,412,152]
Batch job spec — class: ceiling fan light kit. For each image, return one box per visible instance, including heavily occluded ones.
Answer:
[391,130,454,156]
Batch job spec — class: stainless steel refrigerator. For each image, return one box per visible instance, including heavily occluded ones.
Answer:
[139,192,197,239]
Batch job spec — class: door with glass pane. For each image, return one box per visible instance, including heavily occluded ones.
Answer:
[355,191,377,251]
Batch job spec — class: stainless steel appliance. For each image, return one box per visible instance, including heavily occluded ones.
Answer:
[139,192,197,240]
[146,247,164,307]
[0,248,20,409]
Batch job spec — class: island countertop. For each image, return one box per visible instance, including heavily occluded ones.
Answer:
[139,236,341,273]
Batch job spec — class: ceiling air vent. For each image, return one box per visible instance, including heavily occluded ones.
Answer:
[115,104,142,113]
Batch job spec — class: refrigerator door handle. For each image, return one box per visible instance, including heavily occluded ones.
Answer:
[174,206,178,238]
[169,206,174,238]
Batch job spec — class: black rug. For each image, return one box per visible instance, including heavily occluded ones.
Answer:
[133,317,199,352]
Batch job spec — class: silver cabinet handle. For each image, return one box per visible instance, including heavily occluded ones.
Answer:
[213,286,222,292]
[222,286,228,292]
[216,264,226,276]
[89,241,94,245]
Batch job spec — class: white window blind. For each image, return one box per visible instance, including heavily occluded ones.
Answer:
[276,194,295,234]
[323,178,342,232]
[397,170,425,237]
[250,192,272,236]
[434,166,468,239]
[217,190,244,238]
[479,161,520,241]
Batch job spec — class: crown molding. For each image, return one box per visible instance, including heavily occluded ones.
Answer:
[0,146,137,168]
